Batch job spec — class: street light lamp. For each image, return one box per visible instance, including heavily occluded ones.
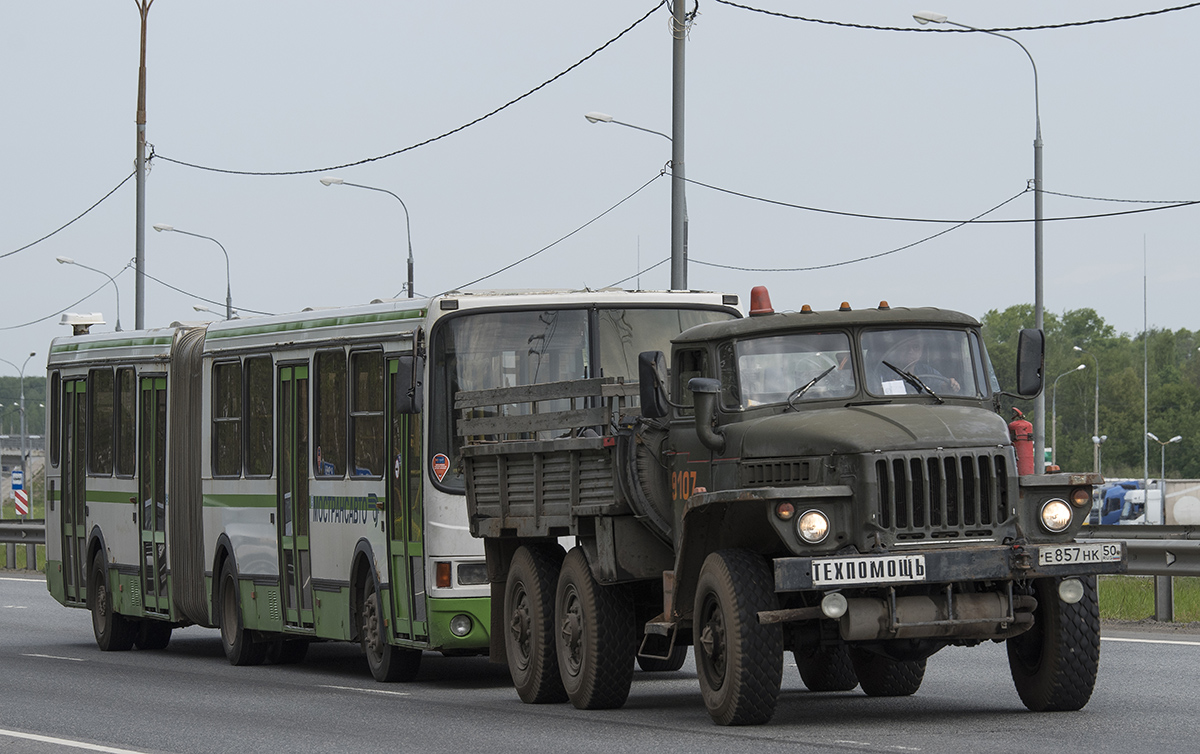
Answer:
[584,111,672,142]
[1147,432,1183,483]
[0,351,37,515]
[1051,364,1086,467]
[319,177,415,299]
[55,257,122,332]
[1092,435,1108,478]
[152,224,233,320]
[1073,346,1100,473]
[914,10,1045,470]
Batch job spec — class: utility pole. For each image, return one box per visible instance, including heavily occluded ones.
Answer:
[134,0,155,330]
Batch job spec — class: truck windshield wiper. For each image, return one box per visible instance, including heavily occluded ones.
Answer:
[787,365,836,409]
[881,360,944,404]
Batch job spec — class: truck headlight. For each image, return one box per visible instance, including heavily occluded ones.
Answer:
[797,510,830,543]
[449,614,473,637]
[1040,499,1073,533]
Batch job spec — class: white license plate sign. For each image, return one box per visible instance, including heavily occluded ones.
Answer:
[1038,542,1122,566]
[811,554,927,586]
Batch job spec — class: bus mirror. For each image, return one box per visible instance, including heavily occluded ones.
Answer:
[395,353,424,414]
[1015,328,1044,398]
[638,351,669,419]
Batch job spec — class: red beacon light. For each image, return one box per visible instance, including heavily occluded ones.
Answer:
[749,286,774,316]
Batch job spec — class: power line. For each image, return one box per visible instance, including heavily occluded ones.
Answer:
[691,189,1029,273]
[139,267,274,316]
[1,172,135,261]
[711,0,1200,32]
[153,2,666,177]
[1043,189,1194,205]
[446,172,665,293]
[0,270,128,331]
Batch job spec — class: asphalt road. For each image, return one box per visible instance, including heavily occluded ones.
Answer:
[2,573,1198,754]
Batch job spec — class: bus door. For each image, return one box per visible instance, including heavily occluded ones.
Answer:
[138,376,170,614]
[387,355,427,642]
[278,364,314,629]
[60,379,88,604]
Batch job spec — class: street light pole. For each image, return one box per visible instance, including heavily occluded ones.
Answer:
[152,225,233,319]
[1147,432,1183,483]
[55,257,123,331]
[1073,346,1100,473]
[1051,364,1086,467]
[319,178,415,299]
[914,11,1044,469]
[0,352,36,516]
[134,0,155,330]
[1092,435,1108,478]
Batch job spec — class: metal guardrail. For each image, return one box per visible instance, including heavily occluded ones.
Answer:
[0,518,43,571]
[1079,525,1200,577]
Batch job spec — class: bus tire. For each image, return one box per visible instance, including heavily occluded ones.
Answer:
[89,551,134,652]
[1007,575,1100,712]
[555,547,636,709]
[795,643,858,692]
[218,560,265,666]
[693,549,783,726]
[266,639,310,665]
[850,649,925,697]
[361,585,422,682]
[505,544,568,704]
[637,645,688,673]
[134,620,173,651]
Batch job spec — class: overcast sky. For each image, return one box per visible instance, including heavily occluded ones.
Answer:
[3,1,1198,373]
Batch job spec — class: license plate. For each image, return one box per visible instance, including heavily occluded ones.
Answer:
[811,554,927,586]
[1038,542,1123,566]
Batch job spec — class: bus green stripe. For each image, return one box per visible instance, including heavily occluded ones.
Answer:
[203,493,276,508]
[207,308,427,341]
[51,335,176,354]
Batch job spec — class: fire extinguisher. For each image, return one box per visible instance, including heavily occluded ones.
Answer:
[1009,407,1034,476]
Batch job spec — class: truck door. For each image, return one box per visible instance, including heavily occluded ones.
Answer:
[138,376,170,614]
[278,364,314,629]
[387,355,427,642]
[60,378,87,605]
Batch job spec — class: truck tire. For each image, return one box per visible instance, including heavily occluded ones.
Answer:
[218,560,266,666]
[361,585,422,682]
[89,552,135,652]
[638,645,688,673]
[555,547,636,709]
[505,544,568,704]
[850,649,925,697]
[795,644,858,692]
[693,549,783,726]
[1006,575,1100,712]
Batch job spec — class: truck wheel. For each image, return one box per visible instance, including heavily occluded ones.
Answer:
[505,544,568,704]
[1006,575,1100,711]
[89,552,135,652]
[850,649,925,697]
[134,620,173,651]
[362,585,422,682]
[638,645,688,673]
[555,547,636,709]
[218,560,266,666]
[795,644,858,692]
[693,549,783,726]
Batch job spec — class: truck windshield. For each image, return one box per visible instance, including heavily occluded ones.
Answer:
[731,331,856,408]
[861,328,981,398]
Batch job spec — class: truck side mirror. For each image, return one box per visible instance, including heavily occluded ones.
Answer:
[1015,328,1044,398]
[688,377,725,454]
[394,353,424,414]
[639,350,669,419]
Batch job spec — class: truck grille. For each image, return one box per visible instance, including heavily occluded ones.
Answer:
[874,452,1010,540]
[742,459,812,487]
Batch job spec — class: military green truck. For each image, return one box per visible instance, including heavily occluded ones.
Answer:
[457,293,1125,726]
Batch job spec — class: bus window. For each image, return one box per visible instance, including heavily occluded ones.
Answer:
[88,368,114,476]
[116,368,136,477]
[314,349,347,478]
[212,361,242,478]
[246,356,273,477]
[596,308,734,381]
[351,350,384,478]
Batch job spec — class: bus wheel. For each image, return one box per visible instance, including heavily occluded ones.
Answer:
[219,561,265,666]
[361,585,422,682]
[134,620,173,651]
[555,547,635,709]
[693,549,783,726]
[795,643,858,692]
[266,639,310,665]
[89,552,134,652]
[850,649,925,696]
[1007,576,1100,711]
[637,645,688,673]
[504,544,567,704]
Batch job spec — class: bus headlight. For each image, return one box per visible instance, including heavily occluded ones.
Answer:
[1040,499,1073,533]
[449,614,473,637]
[797,510,830,544]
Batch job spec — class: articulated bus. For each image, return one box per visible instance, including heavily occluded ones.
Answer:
[44,288,740,679]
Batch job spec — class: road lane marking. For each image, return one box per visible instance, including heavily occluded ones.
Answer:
[319,684,411,697]
[0,576,43,583]
[23,653,85,662]
[4,605,29,608]
[1103,636,1200,647]
[0,728,151,753]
